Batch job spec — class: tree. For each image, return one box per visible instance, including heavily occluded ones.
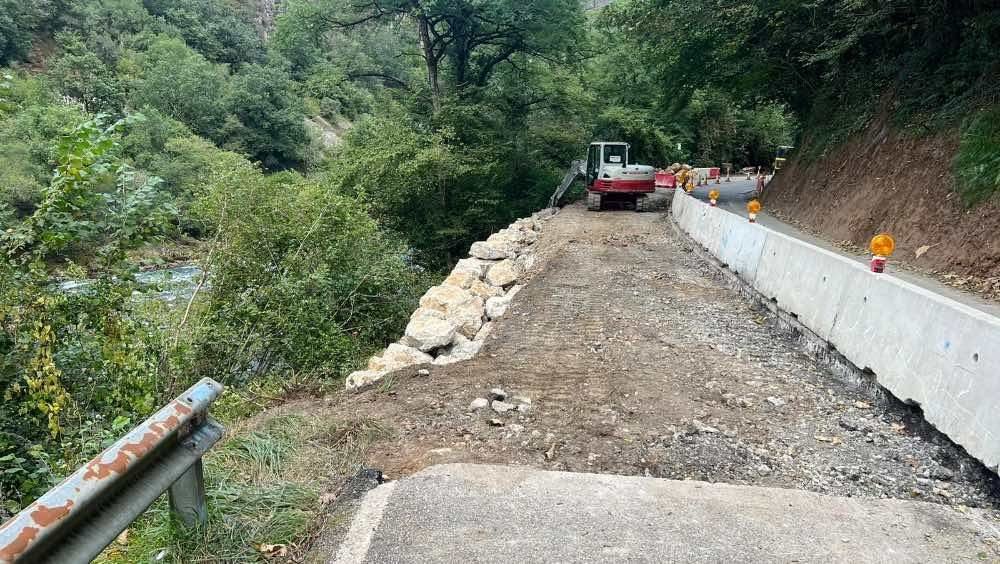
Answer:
[142,0,264,65]
[48,50,125,114]
[58,0,157,64]
[0,0,46,64]
[194,154,424,378]
[299,0,584,109]
[224,64,308,168]
[131,37,230,141]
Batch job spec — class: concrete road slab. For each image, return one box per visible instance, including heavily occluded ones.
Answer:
[335,463,999,564]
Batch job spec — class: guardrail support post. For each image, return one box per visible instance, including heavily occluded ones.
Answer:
[169,458,208,527]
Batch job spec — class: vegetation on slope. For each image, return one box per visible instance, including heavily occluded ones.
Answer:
[602,0,1000,201]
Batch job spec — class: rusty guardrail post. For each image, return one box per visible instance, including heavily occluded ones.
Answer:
[0,378,225,563]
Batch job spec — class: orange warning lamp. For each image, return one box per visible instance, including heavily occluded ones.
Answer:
[747,199,761,222]
[869,233,895,273]
[708,189,720,206]
[869,234,895,257]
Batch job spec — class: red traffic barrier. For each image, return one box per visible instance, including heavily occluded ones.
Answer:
[655,171,676,188]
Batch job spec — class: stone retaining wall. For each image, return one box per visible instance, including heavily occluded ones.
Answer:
[346,208,559,389]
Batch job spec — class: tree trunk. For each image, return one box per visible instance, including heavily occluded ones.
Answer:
[416,16,442,112]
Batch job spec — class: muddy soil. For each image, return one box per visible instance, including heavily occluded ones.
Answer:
[296,199,1000,527]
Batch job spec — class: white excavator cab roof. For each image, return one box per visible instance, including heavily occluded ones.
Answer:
[588,142,630,166]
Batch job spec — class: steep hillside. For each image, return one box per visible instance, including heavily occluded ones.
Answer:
[763,117,1000,283]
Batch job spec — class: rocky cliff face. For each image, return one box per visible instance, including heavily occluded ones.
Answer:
[246,0,283,38]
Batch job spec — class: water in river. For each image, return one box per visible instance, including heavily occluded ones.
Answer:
[58,264,207,305]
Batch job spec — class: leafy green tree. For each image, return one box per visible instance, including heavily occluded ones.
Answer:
[302,63,374,120]
[48,50,125,114]
[0,0,47,64]
[4,115,175,266]
[594,106,681,167]
[131,37,231,141]
[0,74,88,222]
[142,0,264,65]
[1,114,175,510]
[57,0,157,63]
[294,0,584,108]
[737,102,797,168]
[224,64,308,168]
[326,109,478,264]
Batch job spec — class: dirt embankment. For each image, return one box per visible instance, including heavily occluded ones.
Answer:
[763,117,1000,283]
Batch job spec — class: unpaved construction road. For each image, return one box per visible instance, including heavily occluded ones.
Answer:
[311,196,1000,558]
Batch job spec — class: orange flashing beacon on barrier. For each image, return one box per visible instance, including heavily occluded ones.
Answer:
[709,190,720,206]
[747,199,761,223]
[869,233,895,273]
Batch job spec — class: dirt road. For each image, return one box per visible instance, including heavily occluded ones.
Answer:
[311,198,1000,551]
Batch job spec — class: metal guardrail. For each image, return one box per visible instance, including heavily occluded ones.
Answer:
[0,378,225,563]
[548,159,585,208]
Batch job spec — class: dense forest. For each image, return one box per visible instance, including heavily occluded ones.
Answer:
[1,0,996,555]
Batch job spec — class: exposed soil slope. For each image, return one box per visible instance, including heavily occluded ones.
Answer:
[763,118,1000,282]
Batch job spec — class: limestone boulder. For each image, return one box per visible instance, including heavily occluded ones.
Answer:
[401,308,459,352]
[418,285,484,338]
[488,230,527,248]
[468,279,503,300]
[470,241,514,260]
[451,336,483,358]
[453,258,492,279]
[433,335,483,365]
[444,269,478,290]
[474,322,494,342]
[485,259,520,287]
[512,218,541,232]
[486,295,513,320]
[447,296,486,338]
[345,370,384,390]
[420,285,476,314]
[515,253,537,274]
[368,343,433,372]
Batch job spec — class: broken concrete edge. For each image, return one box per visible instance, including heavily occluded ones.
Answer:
[670,189,1000,475]
[345,208,559,391]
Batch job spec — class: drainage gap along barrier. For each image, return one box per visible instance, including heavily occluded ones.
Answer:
[0,378,225,563]
[670,188,1000,476]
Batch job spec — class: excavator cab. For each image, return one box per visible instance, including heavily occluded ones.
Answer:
[585,142,655,212]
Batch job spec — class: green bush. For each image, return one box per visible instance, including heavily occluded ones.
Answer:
[1,114,176,512]
[224,64,307,169]
[954,107,1000,206]
[0,74,88,223]
[193,152,426,381]
[131,37,231,142]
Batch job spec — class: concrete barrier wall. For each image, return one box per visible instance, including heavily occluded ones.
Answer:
[672,189,1000,473]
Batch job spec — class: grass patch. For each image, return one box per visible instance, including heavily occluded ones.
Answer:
[954,107,1000,206]
[98,408,394,563]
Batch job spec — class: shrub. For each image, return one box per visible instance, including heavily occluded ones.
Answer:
[954,107,1000,206]
[194,154,426,381]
